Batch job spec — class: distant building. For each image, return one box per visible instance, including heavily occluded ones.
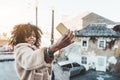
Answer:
[62,23,120,72]
[0,39,9,45]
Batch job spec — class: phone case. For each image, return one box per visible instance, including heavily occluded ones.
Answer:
[56,23,68,36]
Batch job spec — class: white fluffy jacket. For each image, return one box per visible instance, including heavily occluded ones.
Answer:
[14,43,53,80]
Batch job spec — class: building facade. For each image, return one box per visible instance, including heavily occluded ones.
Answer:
[63,23,120,71]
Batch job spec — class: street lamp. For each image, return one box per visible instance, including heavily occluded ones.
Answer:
[35,0,38,27]
[51,9,54,45]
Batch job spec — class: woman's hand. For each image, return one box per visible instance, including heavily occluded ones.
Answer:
[49,29,74,53]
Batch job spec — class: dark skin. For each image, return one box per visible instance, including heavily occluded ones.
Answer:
[49,29,74,54]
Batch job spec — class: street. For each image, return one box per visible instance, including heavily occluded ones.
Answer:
[70,70,120,80]
[53,62,120,80]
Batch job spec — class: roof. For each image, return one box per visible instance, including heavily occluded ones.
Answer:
[75,23,120,37]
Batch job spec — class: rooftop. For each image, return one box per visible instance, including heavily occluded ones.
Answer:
[75,23,120,37]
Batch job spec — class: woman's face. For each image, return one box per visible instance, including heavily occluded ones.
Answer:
[25,31,36,46]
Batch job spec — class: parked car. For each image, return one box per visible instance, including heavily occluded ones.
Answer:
[58,61,86,77]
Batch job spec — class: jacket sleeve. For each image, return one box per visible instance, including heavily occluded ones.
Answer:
[15,46,54,70]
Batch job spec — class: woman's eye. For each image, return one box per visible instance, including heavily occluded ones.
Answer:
[33,35,36,37]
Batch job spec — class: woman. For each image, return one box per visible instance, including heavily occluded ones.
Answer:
[9,23,74,80]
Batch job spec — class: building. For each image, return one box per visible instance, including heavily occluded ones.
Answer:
[63,23,120,72]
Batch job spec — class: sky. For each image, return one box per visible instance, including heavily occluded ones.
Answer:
[0,0,120,37]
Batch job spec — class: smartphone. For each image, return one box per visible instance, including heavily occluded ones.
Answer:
[56,23,68,36]
[56,23,75,41]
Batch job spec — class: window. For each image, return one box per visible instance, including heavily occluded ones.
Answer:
[61,64,72,68]
[72,63,80,67]
[81,39,88,49]
[83,41,87,46]
[81,56,87,64]
[98,39,106,49]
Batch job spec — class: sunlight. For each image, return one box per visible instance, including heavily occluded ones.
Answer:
[0,0,120,40]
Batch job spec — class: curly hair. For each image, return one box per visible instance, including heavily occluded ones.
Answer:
[9,23,43,48]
